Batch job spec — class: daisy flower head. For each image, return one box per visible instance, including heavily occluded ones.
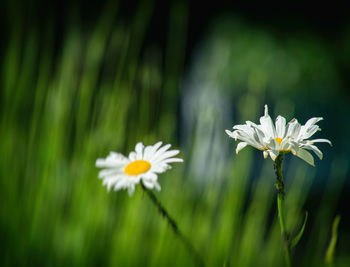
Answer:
[96,142,183,195]
[225,105,332,166]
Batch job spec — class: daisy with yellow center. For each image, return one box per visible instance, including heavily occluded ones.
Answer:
[96,142,183,195]
[225,105,332,166]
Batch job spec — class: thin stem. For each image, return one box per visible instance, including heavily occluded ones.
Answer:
[141,183,204,267]
[274,154,291,267]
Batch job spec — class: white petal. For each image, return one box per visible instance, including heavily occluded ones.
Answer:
[143,145,155,160]
[98,168,124,179]
[246,120,259,128]
[142,180,154,189]
[112,178,127,192]
[142,172,158,181]
[154,181,161,191]
[288,141,300,155]
[95,159,115,168]
[260,109,277,138]
[151,164,171,173]
[300,125,320,140]
[103,174,124,183]
[135,142,144,160]
[161,158,184,163]
[286,119,301,139]
[142,142,183,174]
[264,104,268,116]
[149,144,172,161]
[308,139,332,146]
[153,150,180,163]
[280,138,291,150]
[103,179,114,191]
[275,116,286,138]
[225,129,236,140]
[144,141,163,160]
[233,124,255,132]
[128,151,137,161]
[236,142,248,154]
[153,141,163,150]
[251,125,267,145]
[128,185,135,196]
[304,117,323,129]
[95,152,128,168]
[297,117,323,140]
[263,151,269,159]
[232,129,265,150]
[295,148,315,166]
[303,144,323,160]
[269,150,279,161]
[264,138,279,150]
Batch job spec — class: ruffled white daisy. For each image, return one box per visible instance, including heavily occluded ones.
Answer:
[225,105,332,166]
[96,142,183,195]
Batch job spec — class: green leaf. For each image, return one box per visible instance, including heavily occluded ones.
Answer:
[325,215,341,265]
[291,210,308,248]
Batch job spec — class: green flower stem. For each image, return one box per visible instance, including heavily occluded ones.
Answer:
[274,154,291,267]
[141,183,204,267]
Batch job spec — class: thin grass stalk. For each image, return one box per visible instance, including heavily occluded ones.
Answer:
[141,183,204,267]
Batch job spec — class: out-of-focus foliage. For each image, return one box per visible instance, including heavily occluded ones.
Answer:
[0,1,349,266]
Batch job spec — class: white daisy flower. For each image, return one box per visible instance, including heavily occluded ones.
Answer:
[225,105,332,166]
[96,142,183,195]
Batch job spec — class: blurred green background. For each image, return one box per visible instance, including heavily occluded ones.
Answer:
[1,0,350,266]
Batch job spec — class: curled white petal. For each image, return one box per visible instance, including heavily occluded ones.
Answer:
[236,142,248,154]
[308,139,332,146]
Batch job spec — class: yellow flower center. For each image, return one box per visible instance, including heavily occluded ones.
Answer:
[124,160,151,176]
[274,138,283,146]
